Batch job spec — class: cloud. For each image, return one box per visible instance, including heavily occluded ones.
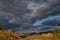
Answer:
[33,14,60,26]
[0,0,60,33]
[27,2,49,19]
[8,19,16,23]
[0,0,60,27]
[27,0,60,20]
[42,20,60,26]
[42,14,60,26]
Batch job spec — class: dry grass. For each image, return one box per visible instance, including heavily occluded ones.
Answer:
[0,30,60,40]
[0,29,22,40]
[22,30,60,40]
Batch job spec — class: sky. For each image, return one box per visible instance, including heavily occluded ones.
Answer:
[0,0,60,33]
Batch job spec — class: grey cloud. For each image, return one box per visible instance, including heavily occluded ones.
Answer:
[0,0,31,24]
[27,0,60,20]
[42,19,60,26]
[0,0,60,27]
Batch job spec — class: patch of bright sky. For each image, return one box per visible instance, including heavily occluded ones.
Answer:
[33,14,60,26]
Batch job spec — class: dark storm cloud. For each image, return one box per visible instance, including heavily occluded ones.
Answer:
[27,0,60,24]
[42,19,60,26]
[0,0,31,25]
[42,14,60,26]
[0,0,60,27]
[28,0,60,19]
[33,14,60,26]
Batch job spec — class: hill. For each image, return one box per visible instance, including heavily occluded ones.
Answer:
[0,29,60,40]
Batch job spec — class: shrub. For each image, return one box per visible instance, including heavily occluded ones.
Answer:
[0,24,3,30]
[22,34,29,38]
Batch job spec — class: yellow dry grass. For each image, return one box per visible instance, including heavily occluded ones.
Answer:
[0,30,60,40]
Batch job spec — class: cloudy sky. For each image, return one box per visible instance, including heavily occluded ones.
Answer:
[0,0,60,33]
